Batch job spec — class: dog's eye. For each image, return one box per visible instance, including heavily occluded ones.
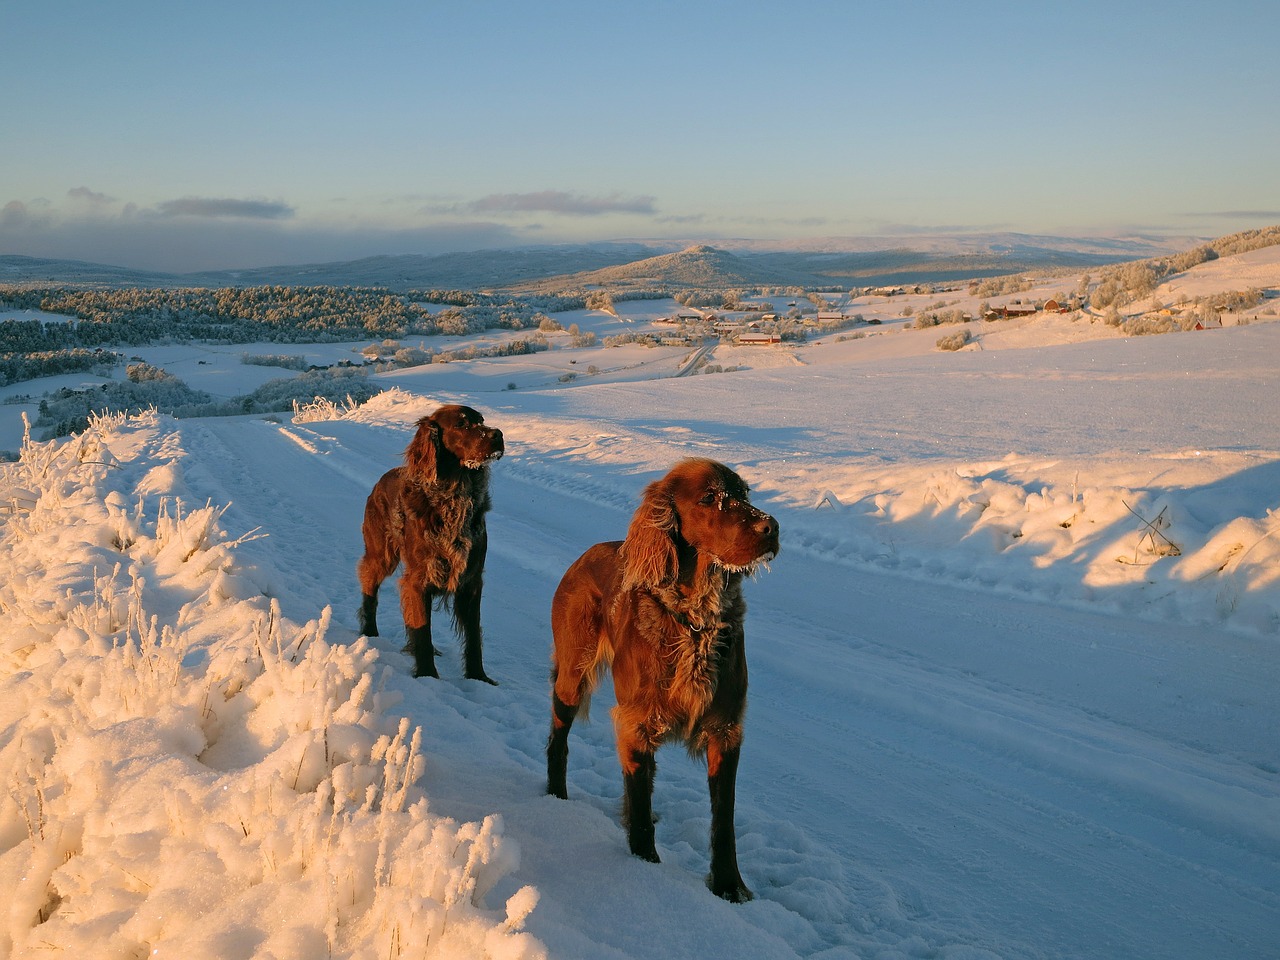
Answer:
[699,491,718,506]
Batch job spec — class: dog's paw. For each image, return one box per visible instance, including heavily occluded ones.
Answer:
[707,873,753,903]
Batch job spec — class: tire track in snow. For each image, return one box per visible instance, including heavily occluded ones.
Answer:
[175,416,381,622]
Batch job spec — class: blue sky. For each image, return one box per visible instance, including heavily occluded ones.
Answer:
[4,0,1278,272]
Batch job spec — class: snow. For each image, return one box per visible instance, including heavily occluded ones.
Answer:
[2,261,1279,959]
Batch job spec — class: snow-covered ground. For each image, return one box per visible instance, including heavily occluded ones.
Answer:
[2,253,1279,959]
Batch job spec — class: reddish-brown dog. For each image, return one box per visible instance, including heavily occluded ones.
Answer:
[546,458,779,901]
[357,404,503,682]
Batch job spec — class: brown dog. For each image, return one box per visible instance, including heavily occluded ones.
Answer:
[546,458,779,901]
[357,404,503,682]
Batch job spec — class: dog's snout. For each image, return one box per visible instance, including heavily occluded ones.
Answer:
[755,513,778,539]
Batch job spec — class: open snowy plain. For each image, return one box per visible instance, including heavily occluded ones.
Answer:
[2,252,1278,959]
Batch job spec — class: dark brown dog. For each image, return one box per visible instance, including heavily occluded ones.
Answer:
[546,458,779,901]
[357,404,503,682]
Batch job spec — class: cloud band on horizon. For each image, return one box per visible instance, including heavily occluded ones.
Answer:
[156,197,295,220]
[465,190,656,217]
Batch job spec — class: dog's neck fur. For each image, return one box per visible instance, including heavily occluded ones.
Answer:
[647,541,745,729]
[662,546,731,632]
[412,459,488,500]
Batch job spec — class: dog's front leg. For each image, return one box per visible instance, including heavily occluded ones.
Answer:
[453,565,494,684]
[621,748,660,863]
[402,587,439,679]
[707,740,752,902]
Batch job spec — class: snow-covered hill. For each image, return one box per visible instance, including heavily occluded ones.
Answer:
[2,286,1278,958]
[0,231,1200,291]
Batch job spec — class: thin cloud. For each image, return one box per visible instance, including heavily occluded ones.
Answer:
[68,187,115,205]
[1182,210,1280,221]
[156,197,295,220]
[466,191,656,217]
[1,199,55,229]
[872,221,1002,235]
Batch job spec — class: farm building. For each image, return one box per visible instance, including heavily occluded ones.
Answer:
[985,300,1039,319]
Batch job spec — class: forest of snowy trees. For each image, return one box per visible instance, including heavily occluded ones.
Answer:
[0,285,599,352]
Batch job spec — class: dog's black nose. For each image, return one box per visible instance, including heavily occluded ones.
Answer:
[754,513,777,537]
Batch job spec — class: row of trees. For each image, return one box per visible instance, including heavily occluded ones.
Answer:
[34,366,381,440]
[0,347,118,386]
[1091,226,1280,309]
[0,285,612,352]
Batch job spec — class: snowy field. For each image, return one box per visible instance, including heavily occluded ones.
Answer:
[2,251,1279,959]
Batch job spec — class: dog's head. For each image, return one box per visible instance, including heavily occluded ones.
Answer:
[621,458,779,589]
[404,404,504,482]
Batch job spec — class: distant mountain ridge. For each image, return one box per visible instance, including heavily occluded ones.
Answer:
[0,232,1214,292]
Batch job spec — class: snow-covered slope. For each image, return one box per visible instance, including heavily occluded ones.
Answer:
[2,305,1278,958]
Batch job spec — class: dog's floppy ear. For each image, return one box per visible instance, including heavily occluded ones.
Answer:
[404,415,441,482]
[620,475,679,589]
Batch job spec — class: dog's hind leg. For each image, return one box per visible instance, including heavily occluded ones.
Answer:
[357,589,380,637]
[545,685,579,799]
[355,535,394,640]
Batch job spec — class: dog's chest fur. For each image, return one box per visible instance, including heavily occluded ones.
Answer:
[621,570,746,737]
[398,468,489,591]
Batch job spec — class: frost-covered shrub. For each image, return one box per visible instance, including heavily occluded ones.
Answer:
[126,361,174,383]
[292,394,370,423]
[0,411,545,959]
[242,353,309,371]
[37,374,216,438]
[602,332,659,347]
[239,367,382,414]
[1121,314,1196,336]
[392,346,431,367]
[916,309,968,329]
[936,329,972,351]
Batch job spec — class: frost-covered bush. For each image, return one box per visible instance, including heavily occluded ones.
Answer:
[915,309,968,329]
[0,347,119,386]
[292,394,370,423]
[936,329,972,351]
[36,373,216,438]
[242,352,309,371]
[392,346,431,367]
[0,411,545,959]
[238,367,383,414]
[34,367,383,438]
[1121,314,1198,336]
[602,332,659,347]
[126,361,175,383]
